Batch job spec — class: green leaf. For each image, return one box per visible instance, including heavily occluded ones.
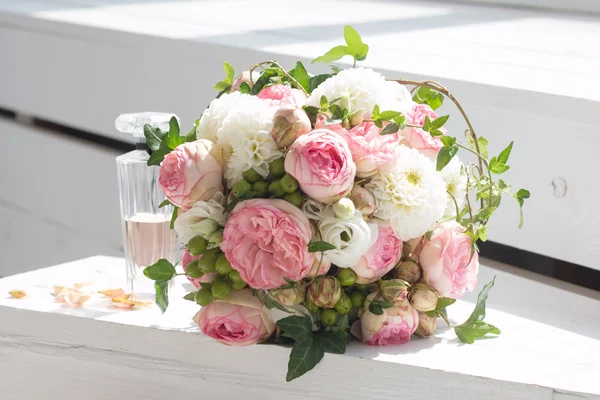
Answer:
[308,239,337,252]
[436,145,458,171]
[311,45,349,64]
[344,25,369,61]
[378,111,402,121]
[320,95,328,109]
[147,144,170,166]
[440,136,456,147]
[183,292,196,302]
[286,339,324,382]
[185,125,197,142]
[498,179,508,190]
[277,315,313,342]
[143,259,176,281]
[478,137,489,159]
[213,80,231,91]
[288,61,310,93]
[436,297,456,310]
[430,128,444,137]
[474,206,497,222]
[371,105,380,119]
[491,163,510,174]
[479,226,488,242]
[368,304,383,315]
[392,114,406,126]
[315,331,347,354]
[467,276,496,324]
[158,199,172,208]
[143,124,166,151]
[516,189,530,200]
[498,141,514,165]
[251,68,278,95]
[261,292,289,312]
[414,86,431,103]
[223,61,235,84]
[427,92,444,110]
[431,115,449,129]
[308,73,334,93]
[423,115,432,132]
[380,122,400,135]
[455,321,501,344]
[165,117,184,149]
[170,206,178,229]
[515,188,530,229]
[154,279,169,313]
[239,82,251,94]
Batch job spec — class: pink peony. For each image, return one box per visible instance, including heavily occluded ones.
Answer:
[318,120,401,178]
[258,84,307,108]
[181,249,217,289]
[158,140,224,209]
[196,288,275,346]
[358,293,419,345]
[350,223,402,284]
[284,129,356,204]
[221,199,314,290]
[419,221,479,299]
[401,104,444,160]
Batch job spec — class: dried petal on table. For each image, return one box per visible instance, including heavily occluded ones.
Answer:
[54,288,91,307]
[8,290,27,299]
[110,294,153,309]
[98,288,125,298]
[73,282,96,292]
[53,286,65,296]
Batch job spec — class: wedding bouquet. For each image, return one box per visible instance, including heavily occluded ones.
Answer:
[142,26,529,381]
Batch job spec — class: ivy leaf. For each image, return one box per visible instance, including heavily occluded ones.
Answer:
[223,61,235,84]
[213,80,231,91]
[474,206,497,222]
[288,61,310,93]
[423,116,432,132]
[431,115,449,129]
[183,292,196,302]
[308,239,336,252]
[147,144,170,166]
[315,330,348,354]
[436,297,456,310]
[380,122,400,135]
[371,105,381,119]
[427,92,444,110]
[498,141,514,165]
[277,315,313,342]
[143,259,176,281]
[143,124,166,151]
[251,68,278,95]
[311,45,349,64]
[436,145,458,171]
[378,110,402,121]
[489,157,510,174]
[455,321,501,344]
[165,117,184,150]
[466,276,496,324]
[154,279,169,313]
[440,136,456,147]
[478,226,488,242]
[286,339,324,382]
[239,82,251,94]
[308,73,335,93]
[478,137,489,159]
[343,25,369,61]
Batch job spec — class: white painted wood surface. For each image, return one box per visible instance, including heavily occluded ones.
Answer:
[0,1,599,271]
[0,256,599,399]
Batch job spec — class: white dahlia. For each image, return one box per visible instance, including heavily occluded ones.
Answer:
[366,145,446,240]
[441,156,467,216]
[307,67,411,114]
[196,92,267,143]
[219,100,281,187]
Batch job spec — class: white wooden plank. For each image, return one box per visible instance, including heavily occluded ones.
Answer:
[0,256,598,399]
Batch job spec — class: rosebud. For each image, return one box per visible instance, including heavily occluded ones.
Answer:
[414,312,436,337]
[359,292,419,345]
[208,229,223,249]
[271,286,306,307]
[191,218,220,239]
[348,108,365,127]
[349,186,375,219]
[379,279,409,305]
[307,276,342,309]
[395,259,422,285]
[270,106,312,148]
[332,198,356,220]
[402,237,424,258]
[408,282,438,312]
[230,70,260,92]
[305,256,332,279]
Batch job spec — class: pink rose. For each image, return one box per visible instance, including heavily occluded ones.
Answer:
[159,140,224,209]
[350,223,402,284]
[356,293,419,345]
[221,199,314,290]
[258,84,307,108]
[284,129,356,204]
[401,104,444,160]
[196,288,275,346]
[319,120,400,178]
[419,221,479,299]
[181,249,217,289]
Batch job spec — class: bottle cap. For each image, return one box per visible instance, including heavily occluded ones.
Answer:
[115,112,180,141]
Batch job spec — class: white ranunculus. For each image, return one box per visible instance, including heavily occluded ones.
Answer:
[441,156,467,216]
[307,67,411,114]
[366,145,446,240]
[302,198,330,220]
[318,210,378,268]
[173,192,227,244]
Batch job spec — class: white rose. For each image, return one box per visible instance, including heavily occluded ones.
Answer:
[173,192,227,244]
[318,210,378,267]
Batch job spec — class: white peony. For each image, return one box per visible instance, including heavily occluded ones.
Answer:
[318,209,378,268]
[307,67,412,114]
[441,156,467,216]
[366,145,446,240]
[173,192,227,244]
[217,97,282,187]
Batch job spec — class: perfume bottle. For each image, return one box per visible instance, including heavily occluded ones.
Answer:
[115,112,179,300]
